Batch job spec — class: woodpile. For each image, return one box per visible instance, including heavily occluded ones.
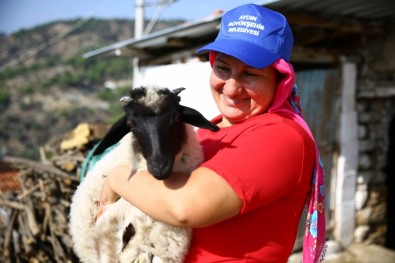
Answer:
[0,123,108,263]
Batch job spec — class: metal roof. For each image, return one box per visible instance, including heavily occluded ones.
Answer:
[84,0,394,64]
[267,0,395,20]
[83,14,222,59]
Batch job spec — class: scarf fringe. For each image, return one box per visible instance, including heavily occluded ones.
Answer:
[318,243,327,263]
[299,243,327,263]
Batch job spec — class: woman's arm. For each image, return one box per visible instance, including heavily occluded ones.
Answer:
[99,165,243,228]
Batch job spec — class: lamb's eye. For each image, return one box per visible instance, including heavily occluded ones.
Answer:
[127,120,137,132]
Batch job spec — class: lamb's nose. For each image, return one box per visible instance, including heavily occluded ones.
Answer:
[148,157,173,180]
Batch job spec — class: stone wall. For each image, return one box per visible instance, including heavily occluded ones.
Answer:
[355,98,393,244]
[354,20,395,245]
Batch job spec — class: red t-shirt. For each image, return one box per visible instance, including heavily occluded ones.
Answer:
[184,113,315,263]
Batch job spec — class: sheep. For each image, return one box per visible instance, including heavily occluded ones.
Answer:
[69,87,219,263]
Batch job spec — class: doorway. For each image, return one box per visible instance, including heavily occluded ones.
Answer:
[293,68,340,250]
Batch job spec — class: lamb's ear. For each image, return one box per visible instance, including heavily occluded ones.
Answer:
[179,106,219,132]
[93,115,130,155]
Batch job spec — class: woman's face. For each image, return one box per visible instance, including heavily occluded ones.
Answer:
[210,53,278,127]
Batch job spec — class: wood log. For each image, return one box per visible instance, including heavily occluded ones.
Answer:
[0,157,81,262]
[0,122,107,262]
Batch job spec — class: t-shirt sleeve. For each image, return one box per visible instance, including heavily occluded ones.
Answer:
[200,121,309,214]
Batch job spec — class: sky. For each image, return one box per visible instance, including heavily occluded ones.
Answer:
[0,0,273,35]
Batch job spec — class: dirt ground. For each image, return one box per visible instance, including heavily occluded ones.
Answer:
[288,242,395,263]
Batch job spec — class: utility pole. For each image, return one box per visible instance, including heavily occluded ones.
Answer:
[135,0,144,39]
[132,0,179,87]
[133,0,144,87]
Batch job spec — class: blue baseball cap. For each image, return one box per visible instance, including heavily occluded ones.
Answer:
[197,4,294,69]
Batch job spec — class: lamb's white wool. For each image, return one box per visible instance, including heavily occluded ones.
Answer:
[141,87,167,111]
[69,125,202,263]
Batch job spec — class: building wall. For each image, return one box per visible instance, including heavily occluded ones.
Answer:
[354,20,395,247]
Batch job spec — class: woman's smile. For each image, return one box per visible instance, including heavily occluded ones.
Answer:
[222,93,248,106]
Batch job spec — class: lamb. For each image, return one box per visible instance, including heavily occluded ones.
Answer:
[69,86,219,263]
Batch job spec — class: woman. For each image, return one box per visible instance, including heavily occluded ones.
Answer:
[98,4,326,262]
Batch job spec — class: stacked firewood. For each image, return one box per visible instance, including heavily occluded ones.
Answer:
[0,123,108,263]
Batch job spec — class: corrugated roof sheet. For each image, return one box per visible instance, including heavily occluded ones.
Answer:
[83,14,221,59]
[267,0,395,19]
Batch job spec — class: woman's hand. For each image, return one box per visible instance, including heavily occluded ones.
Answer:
[96,165,131,221]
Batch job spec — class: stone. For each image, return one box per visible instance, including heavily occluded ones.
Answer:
[359,140,375,151]
[358,124,368,139]
[355,185,369,210]
[354,225,370,243]
[356,207,372,225]
[359,154,372,170]
[357,171,373,184]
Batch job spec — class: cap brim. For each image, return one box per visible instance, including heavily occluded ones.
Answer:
[197,38,280,69]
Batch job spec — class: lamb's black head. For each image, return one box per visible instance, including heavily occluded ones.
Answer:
[123,87,186,180]
[93,87,219,180]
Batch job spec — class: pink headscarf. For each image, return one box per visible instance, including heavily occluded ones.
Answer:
[269,58,326,263]
[210,52,326,262]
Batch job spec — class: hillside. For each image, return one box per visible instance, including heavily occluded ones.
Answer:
[0,18,183,160]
